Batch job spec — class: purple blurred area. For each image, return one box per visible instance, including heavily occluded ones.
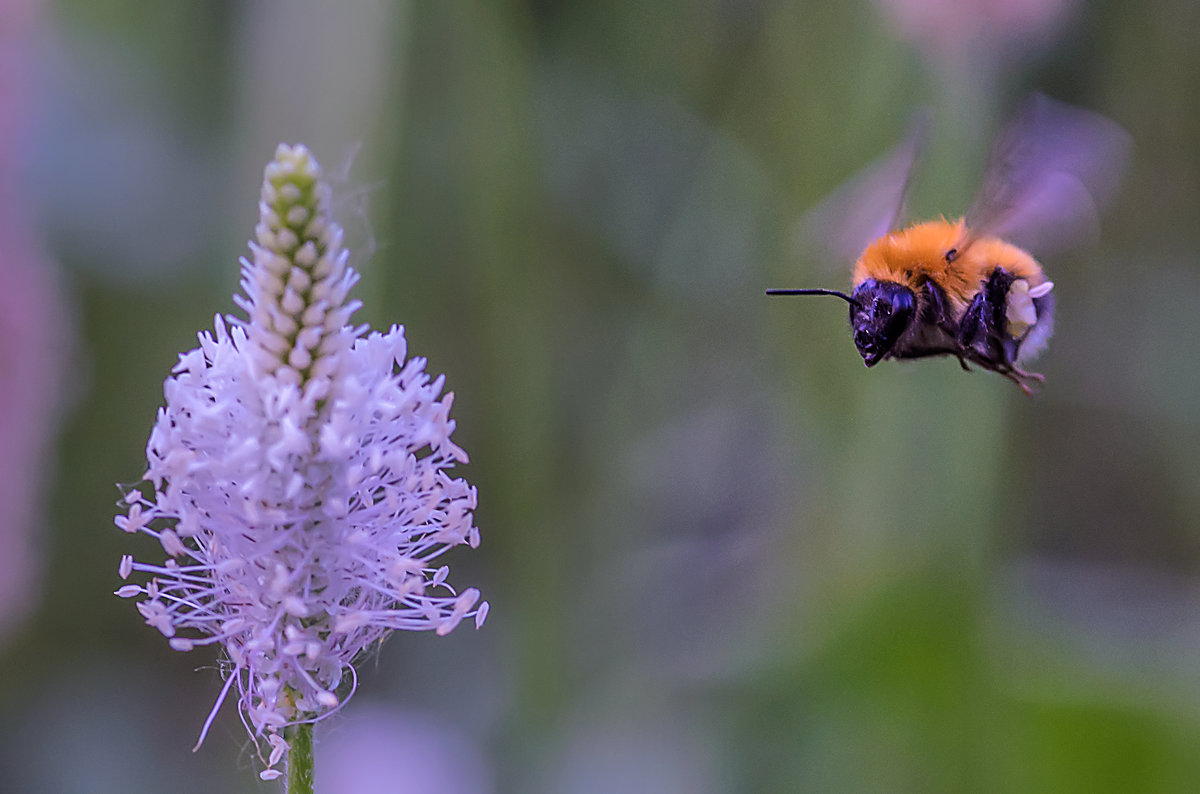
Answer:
[0,0,67,646]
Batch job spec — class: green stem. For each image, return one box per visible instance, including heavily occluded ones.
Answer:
[285,723,315,794]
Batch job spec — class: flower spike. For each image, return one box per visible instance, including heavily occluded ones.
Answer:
[115,144,487,781]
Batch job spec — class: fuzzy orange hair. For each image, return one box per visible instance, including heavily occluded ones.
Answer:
[853,218,1046,314]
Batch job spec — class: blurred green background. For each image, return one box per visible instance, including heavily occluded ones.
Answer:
[2,0,1200,792]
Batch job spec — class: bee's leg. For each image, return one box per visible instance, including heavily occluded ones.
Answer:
[1000,368,1038,397]
[958,267,1016,364]
[940,351,972,371]
[967,348,1040,396]
[958,293,988,350]
[893,347,968,360]
[887,347,974,374]
[988,359,1042,395]
[919,280,970,371]
[1008,374,1036,397]
[920,280,958,333]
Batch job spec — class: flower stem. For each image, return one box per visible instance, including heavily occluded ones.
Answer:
[285,723,315,794]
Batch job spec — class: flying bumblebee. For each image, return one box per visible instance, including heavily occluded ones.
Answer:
[768,94,1130,394]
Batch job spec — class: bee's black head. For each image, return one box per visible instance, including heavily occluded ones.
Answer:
[849,279,915,367]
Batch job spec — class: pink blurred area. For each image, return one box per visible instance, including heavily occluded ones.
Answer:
[0,0,69,643]
[875,0,1078,60]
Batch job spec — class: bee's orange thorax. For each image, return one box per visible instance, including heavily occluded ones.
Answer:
[853,218,1045,311]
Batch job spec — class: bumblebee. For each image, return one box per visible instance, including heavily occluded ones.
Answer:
[768,94,1129,394]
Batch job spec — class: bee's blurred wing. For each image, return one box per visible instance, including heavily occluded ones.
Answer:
[797,114,927,272]
[965,94,1131,255]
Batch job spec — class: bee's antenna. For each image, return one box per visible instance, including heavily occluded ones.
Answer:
[765,288,860,308]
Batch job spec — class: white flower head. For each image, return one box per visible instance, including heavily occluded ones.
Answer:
[115,144,487,779]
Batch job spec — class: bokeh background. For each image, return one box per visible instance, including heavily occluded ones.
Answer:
[2,0,1199,792]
